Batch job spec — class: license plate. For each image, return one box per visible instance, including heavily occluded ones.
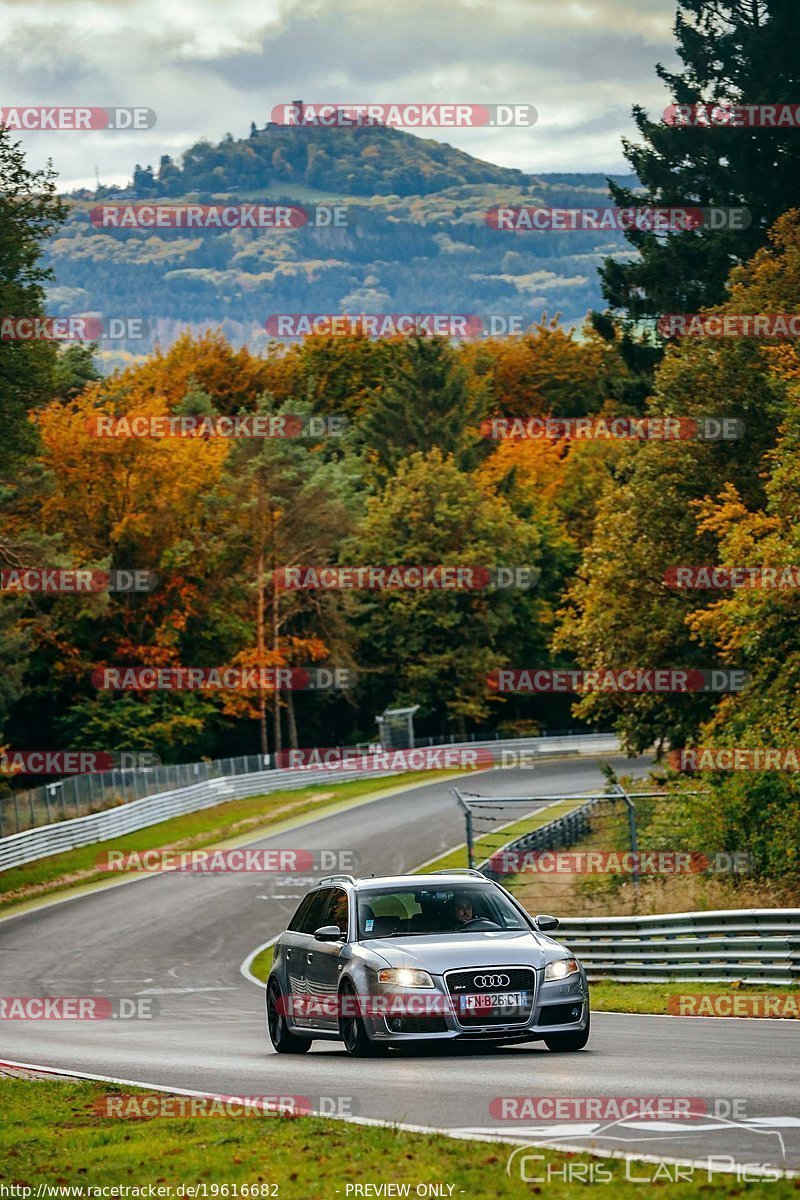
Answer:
[460,991,528,1011]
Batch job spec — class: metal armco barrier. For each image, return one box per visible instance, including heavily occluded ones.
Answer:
[476,794,799,983]
[0,733,621,872]
[554,910,800,985]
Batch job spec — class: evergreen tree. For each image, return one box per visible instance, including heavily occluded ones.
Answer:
[0,126,66,466]
[601,0,800,319]
[355,336,490,484]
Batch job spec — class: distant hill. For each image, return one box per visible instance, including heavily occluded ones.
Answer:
[46,122,639,365]
[120,121,530,199]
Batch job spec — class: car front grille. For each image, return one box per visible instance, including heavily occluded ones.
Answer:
[445,966,535,1027]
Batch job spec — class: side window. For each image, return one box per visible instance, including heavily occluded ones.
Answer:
[288,889,332,934]
[321,888,350,937]
[287,893,315,932]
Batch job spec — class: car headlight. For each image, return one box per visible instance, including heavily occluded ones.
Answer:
[544,958,579,981]
[377,968,435,988]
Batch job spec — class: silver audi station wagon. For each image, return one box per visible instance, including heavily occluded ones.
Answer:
[266,870,590,1056]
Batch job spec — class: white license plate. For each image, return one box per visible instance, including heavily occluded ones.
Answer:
[460,991,529,1011]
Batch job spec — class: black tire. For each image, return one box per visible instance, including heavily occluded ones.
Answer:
[338,981,382,1057]
[266,979,312,1054]
[544,1011,590,1052]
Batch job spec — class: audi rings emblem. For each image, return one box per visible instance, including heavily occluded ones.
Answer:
[473,973,510,989]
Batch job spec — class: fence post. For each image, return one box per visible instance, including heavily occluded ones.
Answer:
[614,783,639,885]
[451,788,474,869]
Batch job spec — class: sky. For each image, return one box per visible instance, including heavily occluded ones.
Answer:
[0,0,680,191]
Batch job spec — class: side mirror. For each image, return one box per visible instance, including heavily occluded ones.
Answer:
[534,914,560,932]
[314,924,344,942]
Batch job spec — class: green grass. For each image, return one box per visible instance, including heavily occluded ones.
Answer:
[249,944,275,983]
[0,770,466,914]
[590,980,799,1017]
[2,1078,794,1198]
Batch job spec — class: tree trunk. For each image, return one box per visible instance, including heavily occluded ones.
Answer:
[271,507,282,754]
[286,688,298,749]
[256,483,268,758]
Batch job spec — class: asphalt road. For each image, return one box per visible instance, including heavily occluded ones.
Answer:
[1,756,798,1176]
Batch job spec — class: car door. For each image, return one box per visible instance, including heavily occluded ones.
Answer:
[281,888,333,1029]
[304,886,350,1031]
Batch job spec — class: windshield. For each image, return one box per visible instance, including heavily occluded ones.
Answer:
[356,884,530,939]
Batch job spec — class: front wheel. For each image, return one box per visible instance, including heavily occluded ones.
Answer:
[339,982,382,1057]
[544,1012,590,1052]
[267,979,312,1054]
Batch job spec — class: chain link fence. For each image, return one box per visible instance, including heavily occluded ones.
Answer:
[0,754,269,838]
[455,787,729,915]
[0,727,607,839]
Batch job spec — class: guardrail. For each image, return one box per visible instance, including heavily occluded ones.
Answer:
[476,796,799,983]
[555,910,800,985]
[0,733,621,872]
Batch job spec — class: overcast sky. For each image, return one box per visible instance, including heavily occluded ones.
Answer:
[1,0,680,191]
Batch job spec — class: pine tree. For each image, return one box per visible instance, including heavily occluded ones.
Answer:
[0,126,66,466]
[601,0,800,318]
[355,336,490,484]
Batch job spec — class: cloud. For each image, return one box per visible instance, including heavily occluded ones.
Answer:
[0,0,678,187]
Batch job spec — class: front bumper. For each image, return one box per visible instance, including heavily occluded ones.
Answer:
[364,969,589,1042]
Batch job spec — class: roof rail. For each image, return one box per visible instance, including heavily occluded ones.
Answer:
[317,874,357,886]
[430,868,485,878]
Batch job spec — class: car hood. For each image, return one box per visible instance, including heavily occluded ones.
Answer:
[361,929,557,972]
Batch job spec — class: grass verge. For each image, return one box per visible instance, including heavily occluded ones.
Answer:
[248,944,275,983]
[0,770,467,915]
[1,1077,795,1198]
[590,980,799,1017]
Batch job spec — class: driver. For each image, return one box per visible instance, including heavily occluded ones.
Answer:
[452,895,474,925]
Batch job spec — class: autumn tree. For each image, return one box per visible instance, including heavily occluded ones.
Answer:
[556,212,799,752]
[346,448,573,739]
[207,396,358,754]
